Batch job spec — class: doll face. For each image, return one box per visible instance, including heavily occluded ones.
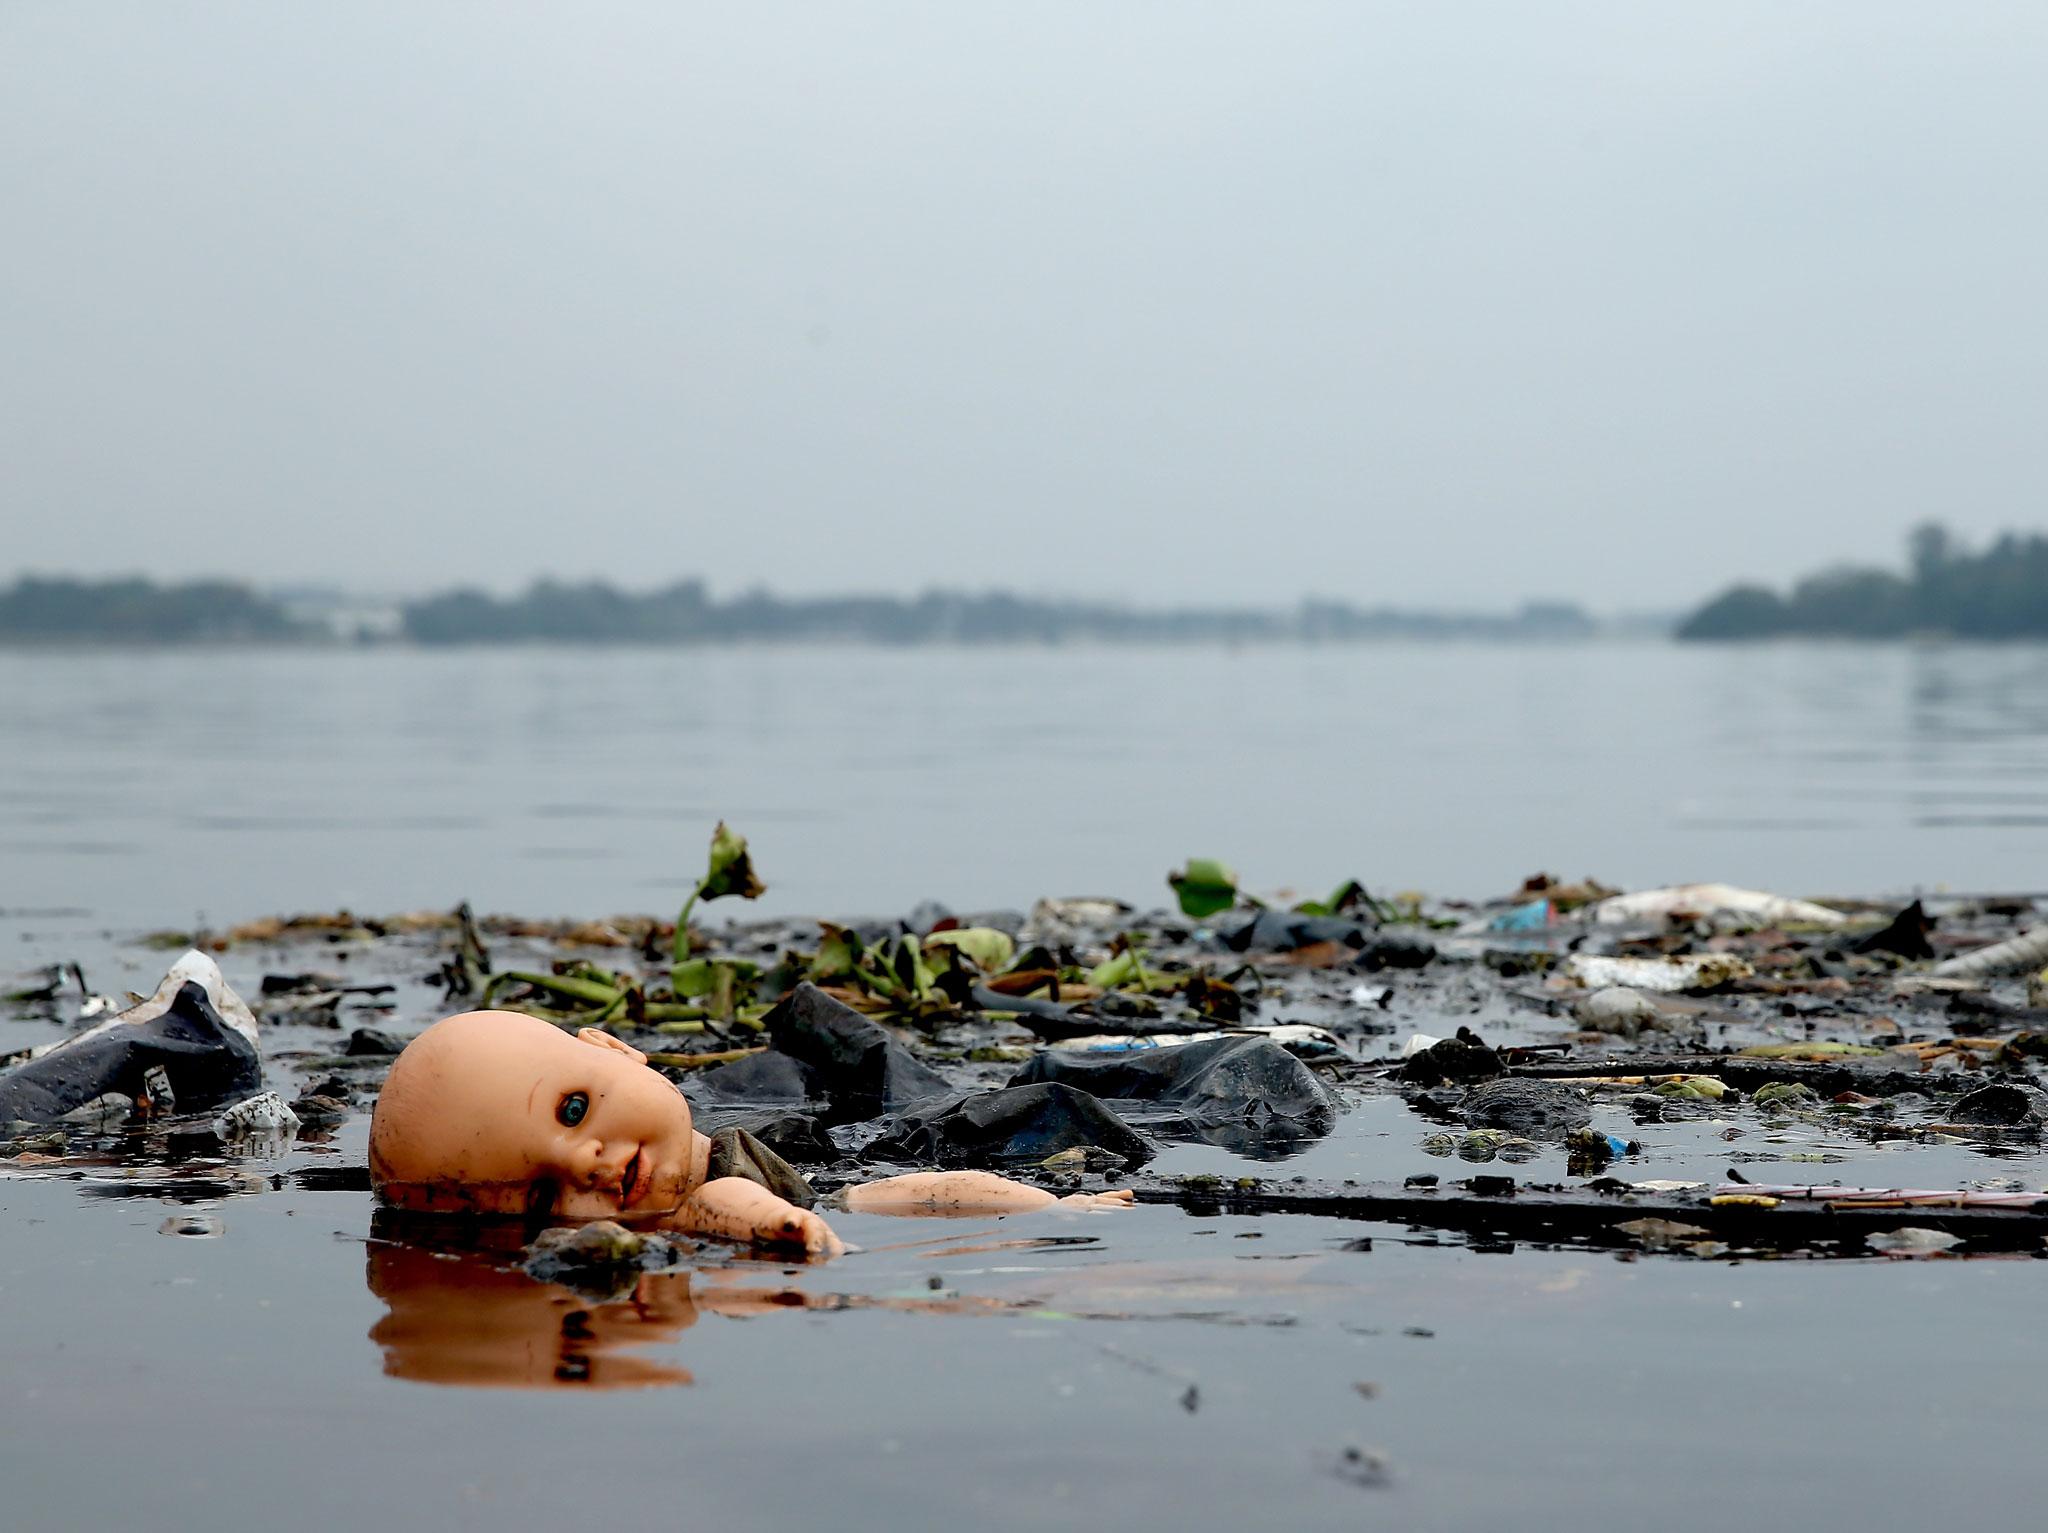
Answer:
[369,1012,700,1219]
[516,1028,699,1218]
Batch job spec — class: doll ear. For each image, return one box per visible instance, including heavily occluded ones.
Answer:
[575,1028,648,1065]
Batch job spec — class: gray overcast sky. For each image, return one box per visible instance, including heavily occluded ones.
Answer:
[4,3,2046,612]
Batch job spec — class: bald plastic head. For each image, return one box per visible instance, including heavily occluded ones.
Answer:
[369,1010,697,1217]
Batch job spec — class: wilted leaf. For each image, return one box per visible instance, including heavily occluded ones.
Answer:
[923,927,1015,972]
[674,821,768,965]
[1294,879,1381,919]
[1739,1042,1887,1060]
[701,821,766,902]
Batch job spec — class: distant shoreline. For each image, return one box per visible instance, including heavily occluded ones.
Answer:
[0,574,1663,647]
[1677,523,2048,641]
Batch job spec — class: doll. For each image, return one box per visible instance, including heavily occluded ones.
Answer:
[368,1009,1129,1258]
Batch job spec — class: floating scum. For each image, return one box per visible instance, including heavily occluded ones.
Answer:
[11,833,2048,1266]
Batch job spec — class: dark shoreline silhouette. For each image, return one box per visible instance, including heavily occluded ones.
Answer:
[1679,523,2048,641]
[0,574,1605,646]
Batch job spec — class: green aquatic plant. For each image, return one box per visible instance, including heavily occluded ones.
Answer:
[672,821,766,970]
[1168,858,1241,919]
[923,927,1016,973]
[1292,879,1388,921]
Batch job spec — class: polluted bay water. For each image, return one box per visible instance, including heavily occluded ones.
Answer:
[6,639,2048,1530]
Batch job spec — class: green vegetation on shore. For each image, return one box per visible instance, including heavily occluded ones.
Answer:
[1679,524,2048,640]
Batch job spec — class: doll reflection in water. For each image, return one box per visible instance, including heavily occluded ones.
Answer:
[364,1235,1024,1390]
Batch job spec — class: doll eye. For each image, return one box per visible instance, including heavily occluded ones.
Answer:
[556,1091,590,1127]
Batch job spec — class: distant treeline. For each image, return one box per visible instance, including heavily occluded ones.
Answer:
[0,576,313,642]
[0,574,1600,646]
[400,581,1598,645]
[1678,525,2048,640]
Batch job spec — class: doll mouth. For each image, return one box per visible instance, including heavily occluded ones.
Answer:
[619,1150,643,1205]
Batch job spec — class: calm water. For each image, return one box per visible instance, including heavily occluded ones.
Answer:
[6,639,2048,1532]
[4,641,2048,944]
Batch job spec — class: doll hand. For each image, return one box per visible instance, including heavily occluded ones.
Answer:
[1056,1189,1136,1210]
[787,1207,847,1260]
[751,1203,845,1260]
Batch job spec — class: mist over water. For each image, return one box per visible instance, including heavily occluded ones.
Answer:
[5,641,2046,942]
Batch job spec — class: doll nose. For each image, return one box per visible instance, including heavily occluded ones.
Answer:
[595,1145,636,1192]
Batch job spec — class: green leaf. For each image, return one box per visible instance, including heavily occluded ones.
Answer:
[1088,950,1141,990]
[923,927,1015,972]
[885,935,936,1002]
[809,922,865,983]
[479,970,622,1009]
[1168,858,1240,919]
[670,957,760,1000]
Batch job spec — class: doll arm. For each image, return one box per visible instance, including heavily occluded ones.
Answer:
[670,1177,845,1259]
[841,1170,1136,1216]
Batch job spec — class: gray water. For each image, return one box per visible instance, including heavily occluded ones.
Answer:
[6,639,2048,1532]
[5,641,2048,946]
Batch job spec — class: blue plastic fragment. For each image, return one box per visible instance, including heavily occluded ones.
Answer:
[1491,899,1553,932]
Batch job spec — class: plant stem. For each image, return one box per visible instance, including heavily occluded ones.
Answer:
[671,881,705,966]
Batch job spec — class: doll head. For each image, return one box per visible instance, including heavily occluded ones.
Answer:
[369,1010,701,1219]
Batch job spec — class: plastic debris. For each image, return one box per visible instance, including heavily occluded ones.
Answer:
[1562,953,1754,992]
[1356,933,1437,971]
[1572,987,1663,1036]
[157,1215,224,1238]
[1711,1183,2048,1209]
[869,1082,1153,1168]
[0,951,262,1127]
[1012,1035,1334,1138]
[61,1093,135,1128]
[1040,1145,1130,1173]
[1459,1079,1591,1138]
[1399,1032,1443,1059]
[1045,1024,1342,1060]
[1490,899,1553,932]
[1930,925,2048,979]
[694,1050,824,1103]
[764,983,951,1117]
[213,1091,300,1138]
[1591,884,1847,929]
[1399,1032,1507,1086]
[1866,1227,1963,1254]
[1023,897,1134,943]
[1853,900,1937,961]
[1565,1126,1640,1162]
[1948,1083,2048,1126]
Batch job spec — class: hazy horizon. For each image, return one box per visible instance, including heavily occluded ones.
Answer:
[7,4,2047,612]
